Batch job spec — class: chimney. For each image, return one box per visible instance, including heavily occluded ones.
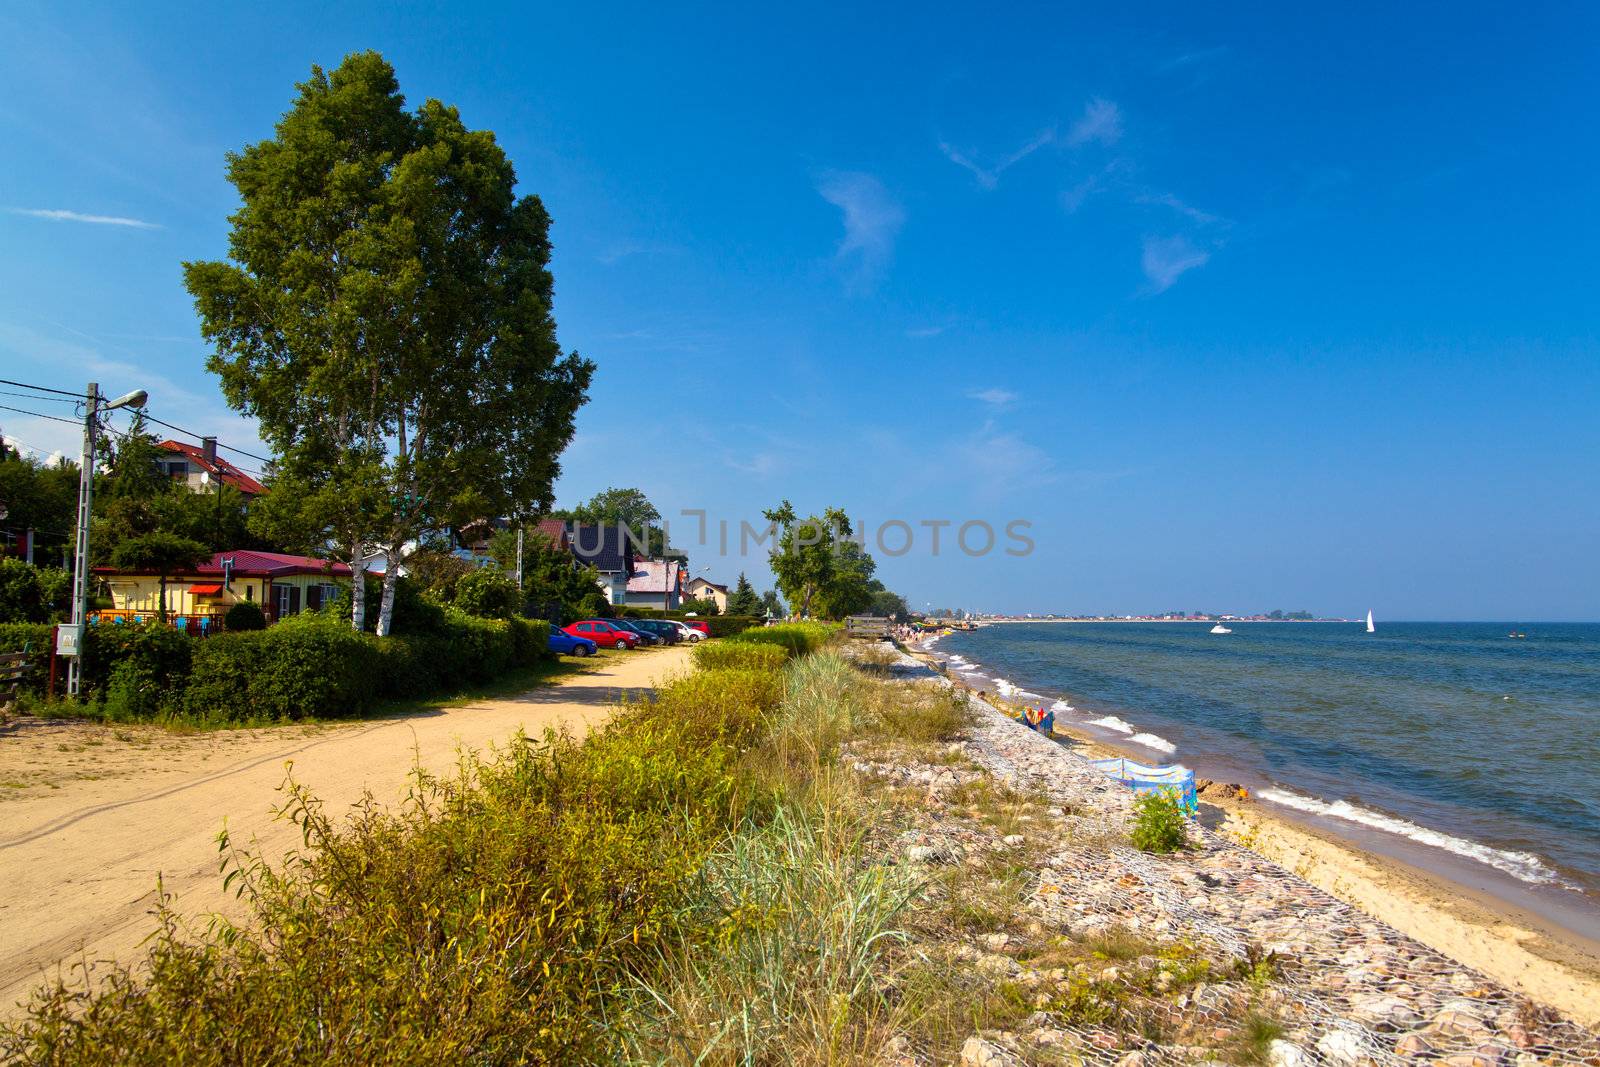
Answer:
[201,436,218,466]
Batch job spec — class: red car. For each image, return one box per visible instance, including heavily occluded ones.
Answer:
[565,619,640,649]
[681,619,711,636]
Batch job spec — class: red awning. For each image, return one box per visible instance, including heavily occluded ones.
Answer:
[189,583,224,596]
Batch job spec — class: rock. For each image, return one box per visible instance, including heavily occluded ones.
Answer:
[1350,993,1421,1030]
[1315,1028,1365,1064]
[1031,1027,1066,1046]
[1394,1034,1434,1057]
[981,932,1011,951]
[960,1035,1012,1067]
[1267,1039,1310,1067]
[1426,1009,1493,1041]
[1116,1053,1148,1067]
[1003,834,1026,847]
[906,844,950,865]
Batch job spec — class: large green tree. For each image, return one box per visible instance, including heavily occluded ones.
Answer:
[762,501,878,620]
[557,487,675,558]
[0,445,78,567]
[185,52,593,636]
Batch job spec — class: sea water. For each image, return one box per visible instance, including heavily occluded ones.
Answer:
[937,622,1600,898]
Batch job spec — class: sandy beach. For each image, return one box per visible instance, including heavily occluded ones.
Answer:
[0,645,691,1018]
[904,634,1600,1028]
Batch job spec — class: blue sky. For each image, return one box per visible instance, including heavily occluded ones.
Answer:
[2,1,1597,619]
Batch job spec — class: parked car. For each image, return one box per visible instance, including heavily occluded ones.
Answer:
[681,619,711,637]
[611,618,663,646]
[629,618,681,644]
[663,620,704,642]
[564,619,639,649]
[548,625,598,657]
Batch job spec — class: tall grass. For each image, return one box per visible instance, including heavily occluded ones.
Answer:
[619,804,915,1066]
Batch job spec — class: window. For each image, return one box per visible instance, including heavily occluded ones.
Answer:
[275,584,301,618]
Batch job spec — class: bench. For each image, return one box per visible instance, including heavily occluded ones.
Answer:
[0,650,30,713]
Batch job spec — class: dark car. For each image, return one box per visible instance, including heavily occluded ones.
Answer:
[548,625,598,657]
[628,618,681,644]
[610,618,663,646]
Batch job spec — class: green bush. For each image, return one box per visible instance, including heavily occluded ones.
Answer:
[691,641,789,673]
[224,600,267,631]
[185,616,380,722]
[644,667,786,748]
[723,622,835,660]
[103,660,162,720]
[452,568,520,619]
[0,622,53,693]
[1130,789,1189,854]
[0,558,69,623]
[84,621,194,706]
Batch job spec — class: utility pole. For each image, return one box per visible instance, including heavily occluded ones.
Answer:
[515,525,524,590]
[65,382,98,697]
[203,436,221,546]
[63,382,148,698]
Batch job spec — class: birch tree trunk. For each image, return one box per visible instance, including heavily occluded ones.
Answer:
[350,558,367,631]
[376,549,400,637]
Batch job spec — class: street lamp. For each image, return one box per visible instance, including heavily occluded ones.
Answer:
[62,382,148,696]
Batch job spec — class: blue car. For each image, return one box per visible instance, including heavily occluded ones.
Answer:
[548,625,598,657]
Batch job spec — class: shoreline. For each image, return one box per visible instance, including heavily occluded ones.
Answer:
[903,635,1600,1027]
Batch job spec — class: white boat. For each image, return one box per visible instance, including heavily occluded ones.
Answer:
[1366,610,1375,634]
[1209,623,1232,634]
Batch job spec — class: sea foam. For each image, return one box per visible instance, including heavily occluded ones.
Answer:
[1088,715,1135,734]
[1050,699,1073,712]
[1130,733,1178,754]
[1257,788,1564,887]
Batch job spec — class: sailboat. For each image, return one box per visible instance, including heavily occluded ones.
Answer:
[1365,610,1375,634]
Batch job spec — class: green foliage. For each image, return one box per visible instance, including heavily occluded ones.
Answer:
[558,488,671,557]
[0,446,78,566]
[84,622,194,706]
[761,501,879,620]
[0,558,70,623]
[185,616,380,722]
[0,622,52,692]
[724,622,836,659]
[760,589,785,618]
[514,531,606,624]
[451,568,520,619]
[223,600,266,631]
[185,50,593,637]
[679,596,720,616]
[1130,789,1189,854]
[691,641,789,673]
[724,571,762,616]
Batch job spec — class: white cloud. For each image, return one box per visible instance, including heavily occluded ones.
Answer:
[938,128,1055,190]
[817,171,905,291]
[969,387,1019,408]
[1141,235,1210,292]
[1137,191,1223,226]
[9,208,158,229]
[1067,98,1122,147]
[906,325,946,339]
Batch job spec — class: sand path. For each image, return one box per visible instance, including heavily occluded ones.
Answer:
[0,644,690,1016]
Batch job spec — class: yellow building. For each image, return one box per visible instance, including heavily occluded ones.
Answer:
[94,550,351,630]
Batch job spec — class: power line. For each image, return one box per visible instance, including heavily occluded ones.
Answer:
[0,377,82,398]
[139,412,273,464]
[0,389,76,404]
[0,402,79,426]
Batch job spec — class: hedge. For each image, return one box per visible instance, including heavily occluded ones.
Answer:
[722,622,836,660]
[691,641,789,673]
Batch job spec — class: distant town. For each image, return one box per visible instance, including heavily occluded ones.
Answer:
[925,609,1350,623]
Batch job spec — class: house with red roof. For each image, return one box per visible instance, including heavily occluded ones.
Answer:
[624,558,684,609]
[157,439,267,498]
[93,550,351,629]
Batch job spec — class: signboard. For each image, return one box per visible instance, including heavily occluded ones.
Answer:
[55,623,82,657]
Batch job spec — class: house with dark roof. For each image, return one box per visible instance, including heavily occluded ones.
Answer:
[567,523,650,605]
[93,550,350,629]
[157,439,267,498]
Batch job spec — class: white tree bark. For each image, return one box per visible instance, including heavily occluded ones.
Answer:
[350,558,367,631]
[376,549,400,637]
